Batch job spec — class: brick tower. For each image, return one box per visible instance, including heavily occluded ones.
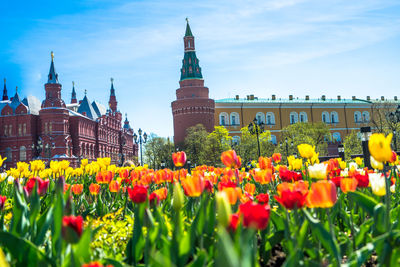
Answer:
[39,52,72,159]
[171,19,215,145]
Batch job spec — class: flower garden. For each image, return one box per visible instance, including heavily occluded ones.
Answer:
[0,133,399,266]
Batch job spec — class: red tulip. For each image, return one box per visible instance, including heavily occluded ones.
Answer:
[24,177,49,196]
[62,215,83,244]
[306,181,337,208]
[89,183,101,195]
[128,185,148,203]
[71,184,83,195]
[149,192,160,205]
[239,201,271,230]
[272,153,282,163]
[274,182,309,210]
[172,151,187,167]
[354,173,369,188]
[256,193,269,205]
[228,213,240,232]
[330,176,342,187]
[0,195,6,210]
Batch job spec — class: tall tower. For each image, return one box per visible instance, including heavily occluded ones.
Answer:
[171,19,215,145]
[109,78,118,112]
[2,78,8,101]
[39,52,72,159]
[71,81,77,104]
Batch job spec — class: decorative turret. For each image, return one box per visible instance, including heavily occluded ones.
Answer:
[71,81,77,104]
[180,18,203,81]
[48,51,59,84]
[41,51,66,108]
[2,78,8,101]
[123,113,132,130]
[108,78,117,112]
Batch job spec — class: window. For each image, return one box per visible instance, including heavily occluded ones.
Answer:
[5,147,12,162]
[23,124,26,135]
[299,112,308,122]
[19,146,26,161]
[256,112,265,124]
[230,112,240,126]
[270,135,277,145]
[332,132,341,143]
[9,125,12,136]
[354,111,362,123]
[330,112,339,123]
[44,122,48,134]
[266,112,275,125]
[219,112,229,126]
[44,144,51,158]
[362,111,370,122]
[4,125,7,136]
[18,124,22,136]
[322,111,330,123]
[49,122,52,133]
[290,112,298,124]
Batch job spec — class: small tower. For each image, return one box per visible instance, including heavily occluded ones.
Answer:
[171,19,215,145]
[41,51,66,108]
[123,113,132,130]
[2,78,8,101]
[71,81,77,104]
[108,78,118,112]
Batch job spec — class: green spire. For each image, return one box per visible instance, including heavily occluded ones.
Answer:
[185,17,193,37]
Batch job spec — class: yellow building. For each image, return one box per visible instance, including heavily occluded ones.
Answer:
[215,94,397,145]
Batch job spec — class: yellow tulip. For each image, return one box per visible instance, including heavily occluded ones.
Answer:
[310,152,320,165]
[288,156,302,170]
[354,157,363,167]
[368,133,393,163]
[370,156,383,170]
[308,163,328,179]
[369,173,386,196]
[298,144,316,159]
[81,159,88,167]
[0,155,6,167]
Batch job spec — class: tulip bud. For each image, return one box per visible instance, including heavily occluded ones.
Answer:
[216,191,232,227]
[172,183,185,212]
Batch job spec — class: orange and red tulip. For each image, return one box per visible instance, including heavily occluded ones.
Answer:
[306,180,337,208]
[244,183,256,195]
[89,183,101,195]
[96,170,113,184]
[181,173,205,197]
[258,156,272,170]
[221,150,241,169]
[172,151,187,167]
[272,153,282,163]
[71,184,83,195]
[340,177,358,194]
[109,180,120,193]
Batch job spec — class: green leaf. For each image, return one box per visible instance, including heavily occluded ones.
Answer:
[270,209,285,231]
[0,231,55,267]
[373,203,387,234]
[303,210,341,265]
[34,206,54,246]
[186,249,208,267]
[348,191,379,216]
[216,226,240,267]
[346,243,374,266]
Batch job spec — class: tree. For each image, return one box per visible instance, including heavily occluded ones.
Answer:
[371,102,400,150]
[343,130,362,160]
[184,124,208,165]
[143,134,174,169]
[203,126,232,166]
[237,127,273,164]
[276,122,331,160]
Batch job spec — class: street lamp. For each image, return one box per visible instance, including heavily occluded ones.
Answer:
[31,137,43,159]
[386,105,400,151]
[187,160,192,174]
[248,117,265,158]
[133,128,147,166]
[279,137,294,159]
[360,126,372,169]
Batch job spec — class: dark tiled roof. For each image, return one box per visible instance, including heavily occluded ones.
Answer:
[77,95,98,120]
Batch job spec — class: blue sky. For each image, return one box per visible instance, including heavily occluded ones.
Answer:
[1,0,400,138]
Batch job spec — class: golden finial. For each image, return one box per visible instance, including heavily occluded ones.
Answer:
[51,51,54,61]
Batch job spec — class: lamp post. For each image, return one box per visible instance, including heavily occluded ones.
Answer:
[386,105,400,152]
[360,126,372,169]
[279,137,294,159]
[248,117,265,158]
[31,137,43,159]
[338,143,345,161]
[133,128,147,166]
[187,160,191,174]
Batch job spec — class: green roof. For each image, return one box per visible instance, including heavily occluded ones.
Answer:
[215,97,382,104]
[185,21,193,37]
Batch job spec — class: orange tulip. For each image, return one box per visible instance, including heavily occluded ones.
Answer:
[258,156,272,170]
[109,180,120,193]
[222,187,242,205]
[252,169,273,184]
[71,184,83,195]
[272,153,282,163]
[221,150,241,169]
[89,183,101,195]
[96,170,113,184]
[244,183,256,195]
[275,181,309,210]
[306,181,337,208]
[172,151,187,167]
[153,187,168,200]
[340,178,358,194]
[277,181,309,196]
[181,173,205,197]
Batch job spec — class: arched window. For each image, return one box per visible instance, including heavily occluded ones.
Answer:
[270,135,277,145]
[330,111,339,123]
[362,111,370,122]
[332,132,341,143]
[5,147,12,162]
[324,133,332,142]
[219,112,229,126]
[256,112,265,124]
[19,146,26,161]
[354,111,362,123]
[299,112,308,123]
[322,111,330,123]
[290,112,298,124]
[230,112,240,126]
[266,112,275,125]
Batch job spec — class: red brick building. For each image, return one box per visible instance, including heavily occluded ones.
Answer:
[0,52,137,168]
[171,20,215,145]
